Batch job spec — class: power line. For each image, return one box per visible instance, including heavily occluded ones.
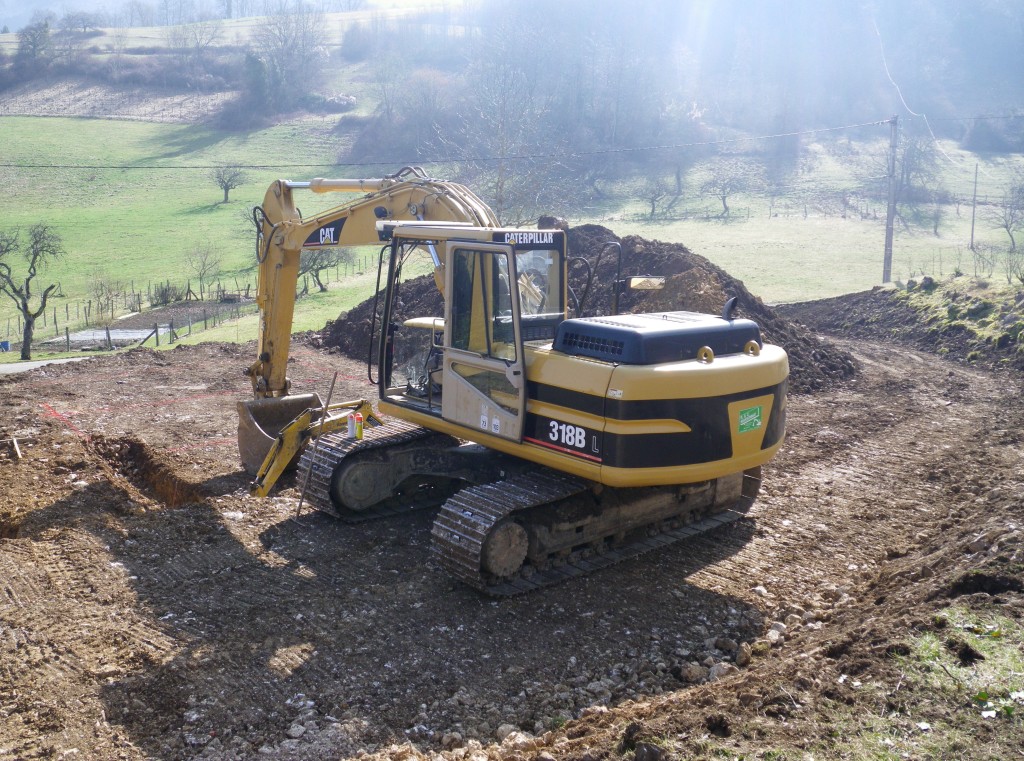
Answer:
[870,15,1011,182]
[928,114,1022,122]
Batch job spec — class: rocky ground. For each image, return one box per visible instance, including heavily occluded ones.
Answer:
[1,282,1022,760]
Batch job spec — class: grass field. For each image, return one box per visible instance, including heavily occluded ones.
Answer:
[602,139,1024,303]
[0,114,375,343]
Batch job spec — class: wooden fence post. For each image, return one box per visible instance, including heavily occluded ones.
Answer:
[65,327,70,352]
[154,323,160,347]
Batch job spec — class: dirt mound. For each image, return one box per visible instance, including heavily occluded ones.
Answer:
[779,284,1024,374]
[318,225,855,394]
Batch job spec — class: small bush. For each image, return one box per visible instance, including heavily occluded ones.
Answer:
[149,281,185,307]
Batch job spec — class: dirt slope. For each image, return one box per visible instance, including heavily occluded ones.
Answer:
[779,282,1024,373]
[1,320,1021,759]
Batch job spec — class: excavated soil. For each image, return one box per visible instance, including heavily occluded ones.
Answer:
[2,288,1023,760]
[319,225,856,394]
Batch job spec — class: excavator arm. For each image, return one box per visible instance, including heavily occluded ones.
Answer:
[246,166,497,400]
[239,166,498,477]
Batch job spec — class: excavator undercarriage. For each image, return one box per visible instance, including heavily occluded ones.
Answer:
[290,415,762,596]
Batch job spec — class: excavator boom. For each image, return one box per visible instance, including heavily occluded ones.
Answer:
[238,167,498,475]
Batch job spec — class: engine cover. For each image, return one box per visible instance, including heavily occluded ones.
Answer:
[553,311,762,364]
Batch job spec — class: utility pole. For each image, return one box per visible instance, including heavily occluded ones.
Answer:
[882,115,899,283]
[969,162,978,251]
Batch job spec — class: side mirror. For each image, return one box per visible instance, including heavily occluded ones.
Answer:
[627,276,665,291]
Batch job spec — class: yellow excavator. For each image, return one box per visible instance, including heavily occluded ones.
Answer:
[239,167,788,595]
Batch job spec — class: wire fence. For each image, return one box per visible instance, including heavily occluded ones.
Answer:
[1,254,378,353]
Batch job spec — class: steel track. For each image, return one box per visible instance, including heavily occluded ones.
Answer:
[431,469,759,596]
[297,420,457,522]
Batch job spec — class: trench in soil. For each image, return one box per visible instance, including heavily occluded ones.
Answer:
[88,435,207,508]
[0,519,20,539]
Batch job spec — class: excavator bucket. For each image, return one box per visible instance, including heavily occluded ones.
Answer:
[237,393,323,475]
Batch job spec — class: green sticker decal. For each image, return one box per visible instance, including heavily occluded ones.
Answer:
[738,405,763,433]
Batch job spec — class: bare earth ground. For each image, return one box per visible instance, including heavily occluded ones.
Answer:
[1,327,1022,760]
[0,79,232,123]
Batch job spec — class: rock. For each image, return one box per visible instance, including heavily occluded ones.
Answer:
[766,629,784,647]
[680,663,708,683]
[735,641,752,667]
[770,621,788,635]
[285,723,306,739]
[784,614,802,628]
[502,731,536,750]
[752,585,770,597]
[495,723,517,741]
[968,536,990,553]
[441,732,463,749]
[751,639,772,656]
[708,662,737,681]
[715,637,739,652]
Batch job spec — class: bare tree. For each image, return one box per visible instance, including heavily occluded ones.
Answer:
[247,1,326,113]
[299,248,351,293]
[186,17,224,54]
[997,247,1024,285]
[0,225,66,361]
[985,181,1024,252]
[186,243,223,299]
[638,175,669,220]
[700,158,757,217]
[891,135,944,230]
[212,167,248,203]
[15,20,53,73]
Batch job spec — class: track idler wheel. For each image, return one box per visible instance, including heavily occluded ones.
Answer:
[481,520,528,578]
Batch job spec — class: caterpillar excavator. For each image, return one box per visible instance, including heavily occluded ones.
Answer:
[239,167,788,595]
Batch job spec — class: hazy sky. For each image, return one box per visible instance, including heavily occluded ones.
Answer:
[3,0,120,30]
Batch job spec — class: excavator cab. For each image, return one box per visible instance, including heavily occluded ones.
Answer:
[375,227,568,447]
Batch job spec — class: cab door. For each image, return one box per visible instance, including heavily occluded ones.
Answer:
[441,242,526,442]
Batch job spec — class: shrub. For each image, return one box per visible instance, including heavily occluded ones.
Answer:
[149,281,185,307]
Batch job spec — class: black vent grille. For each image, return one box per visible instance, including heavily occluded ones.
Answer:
[559,330,625,357]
